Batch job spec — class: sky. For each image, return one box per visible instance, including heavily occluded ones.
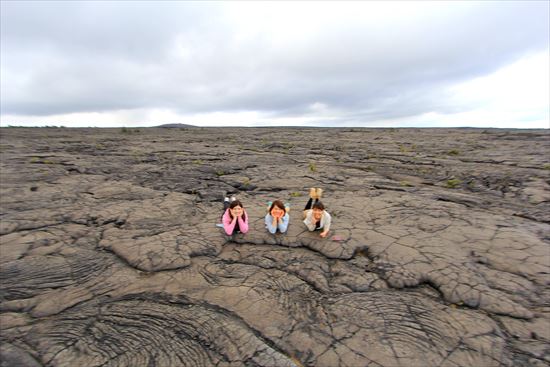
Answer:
[1,1,549,128]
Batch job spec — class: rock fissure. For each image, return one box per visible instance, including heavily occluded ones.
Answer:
[1,127,548,366]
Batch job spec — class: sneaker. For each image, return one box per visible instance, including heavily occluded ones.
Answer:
[224,197,230,202]
[230,196,236,202]
[309,188,316,199]
[316,188,323,199]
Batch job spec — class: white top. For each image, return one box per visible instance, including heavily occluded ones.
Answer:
[303,209,331,232]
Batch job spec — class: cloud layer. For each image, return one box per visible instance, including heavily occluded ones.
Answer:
[1,1,548,127]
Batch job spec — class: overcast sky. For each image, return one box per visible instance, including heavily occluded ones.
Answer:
[1,1,548,128]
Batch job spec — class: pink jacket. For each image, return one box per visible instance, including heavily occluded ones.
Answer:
[222,209,249,235]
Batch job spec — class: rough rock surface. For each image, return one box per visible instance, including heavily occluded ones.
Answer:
[1,127,549,367]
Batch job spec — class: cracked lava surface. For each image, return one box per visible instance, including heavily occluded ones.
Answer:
[0,127,549,366]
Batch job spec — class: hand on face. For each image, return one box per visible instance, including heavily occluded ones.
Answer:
[271,207,285,220]
[231,206,244,219]
[312,209,323,221]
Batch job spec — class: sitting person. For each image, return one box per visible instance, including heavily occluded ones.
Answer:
[265,200,290,234]
[221,196,249,236]
[303,188,331,238]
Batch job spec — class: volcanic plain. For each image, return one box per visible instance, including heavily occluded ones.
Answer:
[0,127,549,367]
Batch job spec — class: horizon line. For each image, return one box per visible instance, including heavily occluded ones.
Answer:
[1,125,548,130]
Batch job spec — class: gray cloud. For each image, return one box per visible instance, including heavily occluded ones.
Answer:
[1,1,548,124]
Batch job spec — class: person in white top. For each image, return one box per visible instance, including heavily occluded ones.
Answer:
[302,188,331,238]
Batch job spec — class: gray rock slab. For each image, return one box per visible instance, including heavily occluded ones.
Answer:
[1,127,549,366]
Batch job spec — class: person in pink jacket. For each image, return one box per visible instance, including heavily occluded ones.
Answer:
[221,197,249,236]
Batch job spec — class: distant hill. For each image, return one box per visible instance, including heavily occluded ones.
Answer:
[156,123,196,128]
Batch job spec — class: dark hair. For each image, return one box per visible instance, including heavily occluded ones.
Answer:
[228,200,246,221]
[269,200,286,214]
[312,201,325,211]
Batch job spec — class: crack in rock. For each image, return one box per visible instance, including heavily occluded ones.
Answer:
[1,127,548,366]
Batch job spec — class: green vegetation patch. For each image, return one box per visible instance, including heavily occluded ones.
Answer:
[30,157,54,164]
[120,127,141,134]
[445,178,461,189]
